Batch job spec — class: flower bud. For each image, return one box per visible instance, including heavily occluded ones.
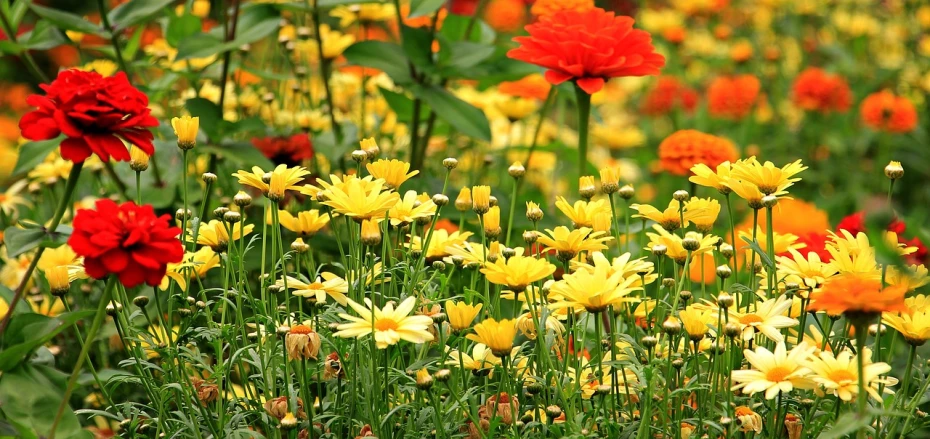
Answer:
[618,184,635,200]
[662,277,675,289]
[129,146,150,172]
[455,188,472,212]
[434,369,451,382]
[662,318,681,335]
[171,116,199,150]
[133,296,150,308]
[224,211,241,224]
[545,405,563,419]
[525,202,544,222]
[280,413,298,430]
[719,243,734,258]
[234,191,252,207]
[641,335,658,348]
[599,167,621,194]
[652,245,668,256]
[431,260,446,271]
[484,206,502,240]
[213,207,229,220]
[361,219,381,246]
[672,190,689,201]
[415,368,434,390]
[523,230,538,244]
[761,195,778,208]
[579,176,596,200]
[885,160,904,180]
[443,157,458,170]
[716,265,732,279]
[202,172,217,184]
[432,194,449,207]
[175,209,192,221]
[472,186,491,214]
[716,292,734,308]
[724,322,741,338]
[508,162,525,179]
[682,237,700,251]
[291,238,310,253]
[46,265,71,297]
[351,150,368,163]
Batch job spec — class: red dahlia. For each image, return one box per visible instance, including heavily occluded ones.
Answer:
[507,7,665,94]
[252,133,314,166]
[68,199,183,288]
[19,69,158,163]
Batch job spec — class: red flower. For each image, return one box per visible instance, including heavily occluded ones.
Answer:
[904,236,928,265]
[707,74,760,120]
[791,67,852,114]
[507,8,665,94]
[252,133,314,166]
[860,90,918,134]
[835,212,865,236]
[68,199,183,288]
[641,76,698,116]
[19,69,158,163]
[785,233,832,262]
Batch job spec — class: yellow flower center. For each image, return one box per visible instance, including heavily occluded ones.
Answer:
[828,369,856,383]
[374,318,399,331]
[765,366,793,382]
[739,314,764,325]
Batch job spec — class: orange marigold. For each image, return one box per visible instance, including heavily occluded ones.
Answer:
[485,0,527,32]
[508,8,665,94]
[657,130,738,176]
[707,75,760,120]
[499,74,552,101]
[809,273,907,316]
[530,0,593,18]
[642,76,698,116]
[791,67,852,113]
[735,198,829,238]
[859,90,918,134]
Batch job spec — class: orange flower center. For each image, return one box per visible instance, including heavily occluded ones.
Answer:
[765,366,793,382]
[739,314,764,324]
[290,324,313,335]
[374,318,399,331]
[828,369,856,383]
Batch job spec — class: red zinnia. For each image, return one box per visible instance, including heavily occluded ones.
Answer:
[859,90,918,134]
[19,69,158,163]
[68,199,183,288]
[507,7,665,94]
[657,129,739,176]
[252,133,314,166]
[707,74,760,120]
[791,67,852,114]
[641,76,698,116]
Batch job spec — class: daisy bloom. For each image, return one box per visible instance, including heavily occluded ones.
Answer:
[445,300,483,332]
[159,247,220,291]
[728,296,799,343]
[730,157,807,196]
[408,229,472,261]
[319,177,400,221]
[508,8,665,95]
[678,305,713,341]
[444,343,507,372]
[882,296,930,346]
[195,220,255,253]
[555,197,611,228]
[683,197,720,232]
[631,199,684,231]
[233,164,311,199]
[389,190,436,226]
[366,158,419,189]
[277,272,349,305]
[0,180,29,218]
[467,318,518,356]
[688,162,732,194]
[481,252,556,292]
[805,348,897,401]
[277,209,330,236]
[730,341,816,400]
[776,248,837,290]
[334,296,435,349]
[549,255,641,313]
[536,226,612,261]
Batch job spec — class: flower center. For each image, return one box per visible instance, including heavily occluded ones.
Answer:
[739,314,764,325]
[827,369,856,383]
[765,366,793,382]
[374,318,399,331]
[290,324,313,335]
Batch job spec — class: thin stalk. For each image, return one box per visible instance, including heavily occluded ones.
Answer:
[573,84,592,189]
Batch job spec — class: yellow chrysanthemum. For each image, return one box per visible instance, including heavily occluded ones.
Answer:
[159,247,220,291]
[730,157,807,196]
[367,159,419,189]
[233,165,310,199]
[277,272,349,305]
[555,197,611,228]
[276,209,330,236]
[683,197,720,232]
[689,162,732,194]
[445,300,483,332]
[631,199,684,231]
[334,296,434,348]
[408,230,473,260]
[804,348,896,401]
[389,190,436,226]
[536,226,612,261]
[549,256,641,313]
[319,177,399,221]
[731,341,816,400]
[481,252,556,292]
[467,318,518,356]
[195,220,255,252]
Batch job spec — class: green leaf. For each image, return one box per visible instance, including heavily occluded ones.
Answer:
[122,25,145,60]
[379,87,415,121]
[0,311,95,371]
[0,364,92,438]
[0,285,32,315]
[175,33,225,60]
[184,97,221,139]
[413,84,491,141]
[407,0,445,18]
[343,41,413,84]
[107,0,175,32]
[175,6,279,60]
[818,413,871,439]
[443,41,495,70]
[740,236,774,269]
[400,25,434,72]
[277,0,388,11]
[28,4,107,37]
[0,40,22,54]
[4,227,45,258]
[22,20,66,50]
[439,14,494,44]
[166,14,202,47]
[199,141,274,170]
[12,137,60,176]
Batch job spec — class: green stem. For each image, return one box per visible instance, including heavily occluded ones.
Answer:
[573,83,592,189]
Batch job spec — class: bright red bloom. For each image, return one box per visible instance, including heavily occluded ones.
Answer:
[68,199,183,288]
[19,69,158,163]
[836,212,865,236]
[252,133,314,166]
[641,76,698,116]
[707,74,760,120]
[785,233,832,262]
[791,67,852,114]
[904,236,928,265]
[508,8,665,94]
[860,90,918,134]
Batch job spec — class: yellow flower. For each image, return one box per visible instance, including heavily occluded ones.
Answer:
[678,305,713,341]
[515,306,564,339]
[444,343,507,372]
[196,220,255,252]
[467,318,518,356]
[645,225,717,264]
[571,252,658,287]
[727,296,798,343]
[738,227,804,260]
[37,245,79,272]
[455,187,472,211]
[0,180,29,217]
[472,185,491,214]
[129,145,149,171]
[775,248,837,289]
[319,177,399,221]
[367,158,419,189]
[408,229,472,260]
[495,96,538,121]
[885,264,930,292]
[45,265,71,295]
[526,201,544,222]
[555,197,611,228]
[726,177,766,209]
[689,162,732,193]
[730,341,815,399]
[804,348,896,401]
[334,296,434,349]
[481,251,556,292]
[159,247,220,291]
[599,166,621,190]
[277,272,349,305]
[330,4,396,26]
[445,300,483,332]
[171,116,199,149]
[389,190,436,226]
[233,165,310,199]
[360,218,382,246]
[81,59,118,77]
[317,24,355,59]
[631,199,684,231]
[825,230,880,278]
[549,256,641,313]
[730,157,807,195]
[883,296,930,346]
[484,206,502,238]
[536,226,612,261]
[276,209,330,236]
[683,198,720,232]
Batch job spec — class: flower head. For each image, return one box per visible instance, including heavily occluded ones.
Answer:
[508,8,665,94]
[731,341,815,399]
[860,90,917,133]
[641,76,698,116]
[549,256,641,313]
[707,75,760,120]
[730,157,807,196]
[19,70,158,162]
[319,177,399,221]
[277,272,349,305]
[791,67,852,113]
[530,0,593,18]
[536,226,612,261]
[334,296,434,348]
[689,162,732,194]
[467,318,518,356]
[445,300,483,332]
[631,199,684,231]
[171,116,199,150]
[805,348,896,401]
[481,252,556,292]
[809,273,907,316]
[556,197,611,228]
[276,209,330,236]
[233,165,310,199]
[657,130,738,177]
[68,199,183,288]
[367,158,419,189]
[196,220,255,253]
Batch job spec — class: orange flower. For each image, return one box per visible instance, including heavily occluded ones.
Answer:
[735,198,829,238]
[729,40,753,63]
[499,74,551,101]
[860,90,918,134]
[662,26,686,45]
[707,75,760,120]
[530,0,593,18]
[791,67,852,113]
[484,0,527,32]
[657,130,738,176]
[641,76,698,116]
[508,8,665,94]
[400,4,447,28]
[809,274,907,316]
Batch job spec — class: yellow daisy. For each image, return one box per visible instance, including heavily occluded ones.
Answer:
[334,296,434,348]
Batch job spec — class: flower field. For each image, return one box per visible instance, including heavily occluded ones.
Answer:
[1,0,930,438]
